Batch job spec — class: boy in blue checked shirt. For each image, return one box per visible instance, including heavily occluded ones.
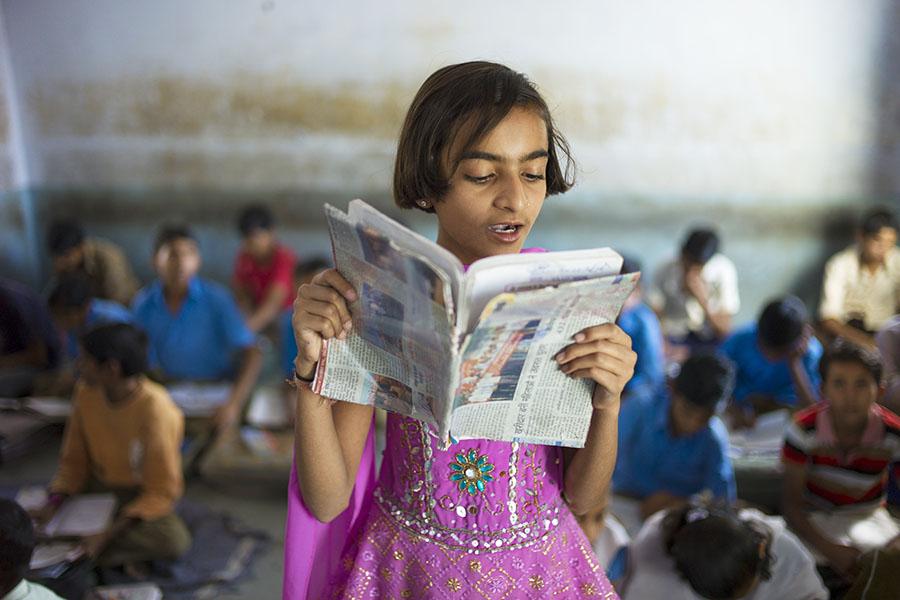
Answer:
[613,352,737,519]
[722,296,822,429]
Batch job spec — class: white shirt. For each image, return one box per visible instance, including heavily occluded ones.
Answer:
[819,245,900,331]
[1,580,63,600]
[621,509,828,600]
[647,253,740,338]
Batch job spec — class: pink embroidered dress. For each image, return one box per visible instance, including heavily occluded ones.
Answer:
[284,248,618,598]
[330,414,618,598]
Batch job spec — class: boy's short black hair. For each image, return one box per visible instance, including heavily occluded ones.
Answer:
[681,228,720,266]
[619,255,642,275]
[153,223,197,255]
[46,218,85,257]
[663,502,773,600]
[237,205,275,236]
[860,206,897,237]
[294,257,330,279]
[0,498,36,595]
[48,273,93,310]
[674,352,735,412]
[81,323,148,377]
[757,295,808,349]
[819,338,882,384]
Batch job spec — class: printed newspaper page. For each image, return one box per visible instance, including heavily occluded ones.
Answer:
[458,248,623,333]
[450,272,640,447]
[313,204,456,429]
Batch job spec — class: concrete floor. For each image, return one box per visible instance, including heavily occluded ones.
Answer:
[0,433,289,600]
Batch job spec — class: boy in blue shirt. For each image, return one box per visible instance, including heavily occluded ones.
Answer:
[722,295,821,428]
[613,352,736,519]
[48,273,133,361]
[132,224,262,433]
[618,256,665,397]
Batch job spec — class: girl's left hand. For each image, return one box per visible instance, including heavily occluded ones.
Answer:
[556,323,636,410]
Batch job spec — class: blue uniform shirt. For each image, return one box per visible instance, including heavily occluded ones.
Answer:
[721,323,822,407]
[618,301,665,396]
[65,299,133,359]
[613,388,736,502]
[132,277,255,381]
[280,307,297,378]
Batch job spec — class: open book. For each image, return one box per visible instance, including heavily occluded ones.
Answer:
[313,200,639,447]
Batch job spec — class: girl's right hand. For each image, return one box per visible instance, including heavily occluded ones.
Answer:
[292,269,358,379]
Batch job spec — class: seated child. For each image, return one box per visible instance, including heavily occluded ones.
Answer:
[613,352,737,519]
[0,498,63,600]
[48,273,133,362]
[35,324,191,568]
[619,501,827,600]
[233,205,297,333]
[722,295,822,427]
[45,218,139,305]
[782,339,900,580]
[819,206,899,349]
[0,278,61,397]
[618,256,665,397]
[132,224,262,432]
[877,314,900,413]
[647,227,740,350]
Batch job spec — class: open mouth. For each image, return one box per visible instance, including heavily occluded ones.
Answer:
[488,223,522,234]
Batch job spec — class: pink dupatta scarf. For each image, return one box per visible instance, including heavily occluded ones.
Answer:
[282,420,376,599]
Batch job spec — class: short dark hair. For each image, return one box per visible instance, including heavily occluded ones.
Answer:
[237,205,275,236]
[393,61,575,211]
[0,499,36,595]
[757,296,808,349]
[819,338,882,384]
[663,502,774,600]
[81,323,148,377]
[620,255,642,275]
[860,206,897,237]
[46,218,85,256]
[295,257,330,279]
[674,352,735,411]
[48,272,93,310]
[153,223,197,255]
[681,228,720,265]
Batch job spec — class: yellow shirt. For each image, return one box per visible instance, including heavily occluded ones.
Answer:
[50,377,184,520]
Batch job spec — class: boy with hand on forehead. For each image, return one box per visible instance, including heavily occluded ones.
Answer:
[723,296,823,428]
[782,339,900,581]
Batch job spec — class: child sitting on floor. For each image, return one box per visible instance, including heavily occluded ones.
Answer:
[618,500,827,599]
[722,295,822,428]
[0,498,63,600]
[782,339,900,580]
[613,352,737,519]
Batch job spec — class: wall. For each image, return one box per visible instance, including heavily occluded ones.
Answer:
[0,0,896,321]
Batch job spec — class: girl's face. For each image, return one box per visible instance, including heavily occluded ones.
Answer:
[432,107,549,264]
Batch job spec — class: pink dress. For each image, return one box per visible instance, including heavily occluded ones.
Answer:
[329,413,618,598]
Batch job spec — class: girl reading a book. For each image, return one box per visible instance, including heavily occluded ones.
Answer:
[284,61,635,599]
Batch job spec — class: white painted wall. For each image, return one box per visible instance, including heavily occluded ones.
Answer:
[0,0,889,203]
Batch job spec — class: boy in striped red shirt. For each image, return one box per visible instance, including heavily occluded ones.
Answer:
[782,339,900,580]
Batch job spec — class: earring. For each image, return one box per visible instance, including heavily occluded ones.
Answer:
[417,200,430,209]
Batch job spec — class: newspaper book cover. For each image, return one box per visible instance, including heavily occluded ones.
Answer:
[312,200,639,448]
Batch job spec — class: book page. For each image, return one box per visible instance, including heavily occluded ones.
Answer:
[451,273,640,447]
[314,202,457,430]
[43,493,117,537]
[459,248,623,333]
